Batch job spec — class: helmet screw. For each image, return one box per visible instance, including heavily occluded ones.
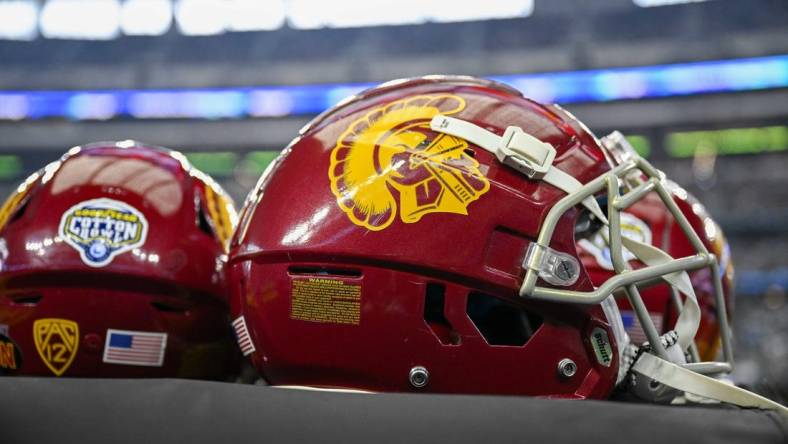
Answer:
[409,366,429,388]
[557,358,577,379]
[555,258,578,283]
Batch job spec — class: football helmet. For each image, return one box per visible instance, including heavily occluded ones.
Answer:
[229,76,784,413]
[577,183,735,362]
[0,141,238,378]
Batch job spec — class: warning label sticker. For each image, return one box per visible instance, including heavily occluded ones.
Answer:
[291,277,361,325]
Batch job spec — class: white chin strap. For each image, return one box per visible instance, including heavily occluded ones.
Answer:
[633,352,787,416]
[620,235,700,352]
[431,114,788,417]
[430,115,608,223]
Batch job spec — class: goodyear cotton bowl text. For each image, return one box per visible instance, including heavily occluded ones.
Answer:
[59,198,148,267]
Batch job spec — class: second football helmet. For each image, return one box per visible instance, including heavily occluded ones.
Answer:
[0,141,238,378]
[577,183,735,362]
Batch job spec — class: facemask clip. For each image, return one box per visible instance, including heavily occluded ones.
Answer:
[523,243,580,287]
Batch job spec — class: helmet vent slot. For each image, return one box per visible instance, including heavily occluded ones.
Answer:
[288,266,361,278]
[8,197,31,225]
[196,204,215,239]
[423,283,460,346]
[151,300,190,314]
[9,293,42,305]
[9,293,44,305]
[466,292,542,346]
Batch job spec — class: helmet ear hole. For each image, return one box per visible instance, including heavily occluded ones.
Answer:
[466,292,542,346]
[423,283,460,345]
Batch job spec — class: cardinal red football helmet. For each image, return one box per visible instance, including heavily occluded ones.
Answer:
[0,141,238,378]
[578,184,734,362]
[228,76,734,400]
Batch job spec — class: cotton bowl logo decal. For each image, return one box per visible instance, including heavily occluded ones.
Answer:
[329,94,490,231]
[59,198,148,267]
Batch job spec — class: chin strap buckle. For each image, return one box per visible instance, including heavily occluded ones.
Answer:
[497,126,556,180]
[431,115,556,180]
[431,114,608,223]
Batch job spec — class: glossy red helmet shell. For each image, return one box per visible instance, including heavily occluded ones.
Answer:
[0,141,238,378]
[229,76,623,398]
[578,185,734,361]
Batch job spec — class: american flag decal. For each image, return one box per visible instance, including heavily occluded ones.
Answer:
[103,329,167,367]
[621,311,664,345]
[232,316,255,356]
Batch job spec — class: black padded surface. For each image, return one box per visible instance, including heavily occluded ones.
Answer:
[1,378,786,444]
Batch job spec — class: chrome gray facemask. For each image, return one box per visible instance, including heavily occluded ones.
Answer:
[432,115,786,416]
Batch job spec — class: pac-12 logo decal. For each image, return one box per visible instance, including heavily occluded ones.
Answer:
[59,198,148,267]
[33,318,79,376]
[577,212,652,270]
[329,94,490,231]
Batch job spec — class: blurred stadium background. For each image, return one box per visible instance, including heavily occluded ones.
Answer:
[0,0,786,396]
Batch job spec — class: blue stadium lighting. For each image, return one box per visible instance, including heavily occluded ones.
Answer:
[0,54,786,122]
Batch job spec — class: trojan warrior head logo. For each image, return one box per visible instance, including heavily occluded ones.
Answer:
[59,198,148,267]
[329,94,490,231]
